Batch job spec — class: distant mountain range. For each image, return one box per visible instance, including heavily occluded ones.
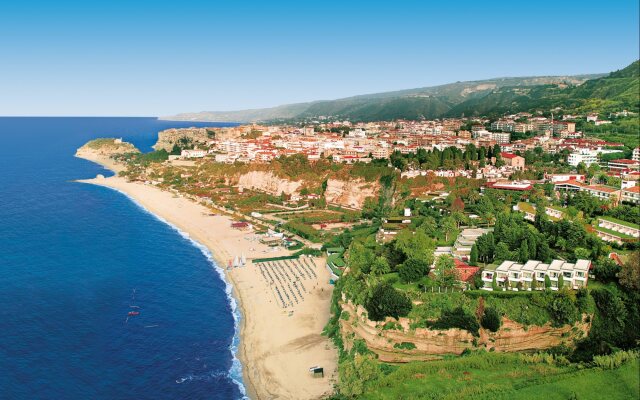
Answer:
[162,61,639,123]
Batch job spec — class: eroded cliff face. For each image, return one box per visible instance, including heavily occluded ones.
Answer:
[237,171,303,196]
[340,302,590,363]
[228,171,379,209]
[324,179,379,209]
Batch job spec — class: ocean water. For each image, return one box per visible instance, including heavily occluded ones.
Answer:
[0,117,247,399]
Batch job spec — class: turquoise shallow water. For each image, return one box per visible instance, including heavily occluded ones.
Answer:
[0,117,246,399]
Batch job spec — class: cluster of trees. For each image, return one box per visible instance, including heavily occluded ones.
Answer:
[388,143,504,172]
[472,208,606,266]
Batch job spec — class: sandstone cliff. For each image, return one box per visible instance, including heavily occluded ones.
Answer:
[340,302,590,362]
[324,178,379,209]
[237,171,303,196]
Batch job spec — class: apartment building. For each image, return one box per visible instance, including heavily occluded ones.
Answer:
[491,131,511,144]
[482,259,590,291]
[595,217,640,245]
[621,186,640,205]
[608,159,640,174]
[568,149,598,167]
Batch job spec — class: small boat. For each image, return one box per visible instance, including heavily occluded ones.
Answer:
[128,311,140,316]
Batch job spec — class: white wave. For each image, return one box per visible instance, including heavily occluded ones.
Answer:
[95,185,248,400]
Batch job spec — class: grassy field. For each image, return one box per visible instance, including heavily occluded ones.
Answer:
[359,353,638,400]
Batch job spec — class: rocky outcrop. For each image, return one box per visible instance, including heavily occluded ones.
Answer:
[237,171,303,196]
[153,126,249,151]
[75,138,140,173]
[324,179,379,209]
[340,302,590,363]
[153,128,212,151]
[76,138,139,156]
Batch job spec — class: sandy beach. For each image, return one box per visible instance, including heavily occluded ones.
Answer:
[76,153,337,399]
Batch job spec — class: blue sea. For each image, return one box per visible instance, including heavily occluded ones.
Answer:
[0,117,247,399]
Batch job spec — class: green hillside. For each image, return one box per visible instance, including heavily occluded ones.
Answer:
[162,74,606,122]
[162,61,638,122]
[449,60,640,118]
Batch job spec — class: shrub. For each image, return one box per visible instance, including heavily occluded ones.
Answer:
[429,307,480,336]
[393,342,417,350]
[593,350,639,369]
[481,307,502,332]
[549,289,579,327]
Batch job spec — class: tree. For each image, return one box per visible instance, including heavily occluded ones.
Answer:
[470,244,479,266]
[531,276,538,291]
[475,233,495,264]
[481,307,502,332]
[494,242,512,263]
[558,274,565,289]
[394,229,435,265]
[451,197,465,212]
[549,289,579,327]
[593,257,621,283]
[492,274,499,291]
[574,247,591,261]
[370,256,391,276]
[441,216,458,242]
[434,255,458,288]
[619,251,640,292]
[365,283,412,321]
[398,258,430,283]
[537,240,552,262]
[518,239,530,263]
[544,275,552,290]
[576,161,587,175]
[348,242,375,274]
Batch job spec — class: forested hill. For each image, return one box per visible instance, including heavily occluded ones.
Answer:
[447,60,640,118]
[162,61,638,122]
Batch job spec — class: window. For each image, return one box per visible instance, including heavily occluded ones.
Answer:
[563,272,572,278]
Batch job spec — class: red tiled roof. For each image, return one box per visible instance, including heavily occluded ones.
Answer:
[554,179,585,187]
[609,159,639,165]
[500,152,519,159]
[454,259,480,282]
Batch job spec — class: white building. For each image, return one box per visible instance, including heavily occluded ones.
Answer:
[181,149,207,158]
[568,149,598,167]
[482,259,590,291]
[491,131,511,144]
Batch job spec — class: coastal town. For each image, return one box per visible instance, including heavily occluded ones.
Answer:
[77,103,640,399]
[7,1,639,399]
[71,59,640,400]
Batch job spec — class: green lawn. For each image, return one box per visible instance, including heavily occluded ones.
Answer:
[359,354,638,400]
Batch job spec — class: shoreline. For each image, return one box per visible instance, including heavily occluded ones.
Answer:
[75,152,337,399]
